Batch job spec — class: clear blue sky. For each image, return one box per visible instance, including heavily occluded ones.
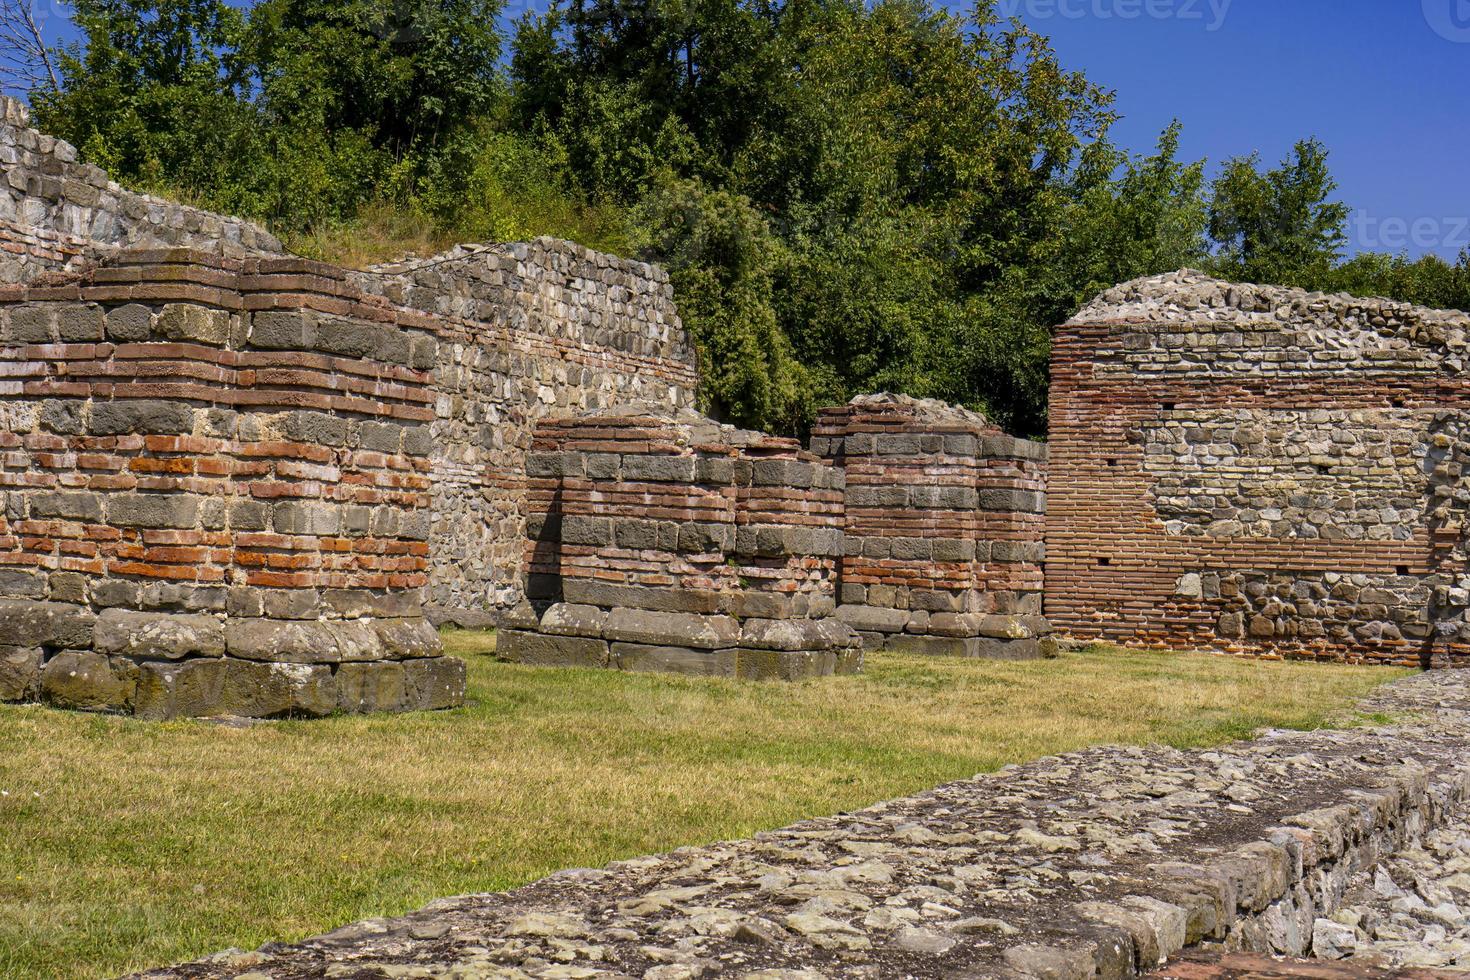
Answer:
[990,0,1470,259]
[30,0,1469,259]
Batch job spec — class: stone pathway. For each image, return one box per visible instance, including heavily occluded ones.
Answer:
[1154,951,1462,979]
[128,671,1470,980]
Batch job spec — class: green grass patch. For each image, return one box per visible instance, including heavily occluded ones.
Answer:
[0,639,1406,979]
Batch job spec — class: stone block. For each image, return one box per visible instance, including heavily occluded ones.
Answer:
[0,599,95,648]
[734,648,862,680]
[622,455,697,483]
[562,581,722,615]
[94,609,225,660]
[107,493,200,530]
[499,631,609,669]
[739,618,852,652]
[882,633,1044,659]
[0,646,41,701]
[30,491,103,522]
[89,400,194,436]
[105,303,153,341]
[57,305,104,341]
[0,568,45,599]
[403,657,466,710]
[837,604,909,633]
[39,400,84,435]
[336,661,409,713]
[224,619,378,664]
[604,608,740,649]
[250,310,316,349]
[540,603,608,638]
[157,303,228,344]
[41,651,136,712]
[374,618,443,659]
[611,643,737,677]
[134,659,228,720]
[282,411,348,447]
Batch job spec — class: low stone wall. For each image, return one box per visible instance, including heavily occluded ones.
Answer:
[814,393,1052,658]
[499,407,862,679]
[0,248,461,718]
[129,669,1470,979]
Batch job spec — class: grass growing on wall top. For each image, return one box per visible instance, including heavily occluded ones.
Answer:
[0,637,1406,979]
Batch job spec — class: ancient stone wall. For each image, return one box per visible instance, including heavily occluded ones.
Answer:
[499,407,862,679]
[1047,270,1470,667]
[356,243,697,624]
[814,394,1051,658]
[0,98,281,285]
[0,248,462,717]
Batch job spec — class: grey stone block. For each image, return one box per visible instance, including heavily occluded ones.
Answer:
[525,452,586,478]
[614,519,659,550]
[622,455,697,483]
[836,604,909,633]
[133,659,228,720]
[0,599,95,648]
[105,304,153,341]
[48,573,86,604]
[612,643,736,677]
[882,633,1044,660]
[0,646,41,701]
[499,630,609,669]
[336,661,408,713]
[403,657,467,710]
[561,515,612,546]
[223,619,386,664]
[374,618,443,659]
[94,609,225,660]
[604,608,740,649]
[677,522,729,554]
[315,319,383,359]
[540,603,608,638]
[0,569,45,599]
[41,652,136,712]
[734,648,862,680]
[250,310,316,349]
[39,400,84,435]
[89,400,194,436]
[282,411,348,447]
[29,491,102,522]
[157,303,228,344]
[57,305,105,341]
[357,421,405,453]
[108,493,200,530]
[562,581,722,615]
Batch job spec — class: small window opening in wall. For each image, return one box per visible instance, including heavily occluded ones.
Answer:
[1161,402,1176,412]
[1397,565,1411,575]
[1391,398,1405,409]
[1106,458,1118,467]
[1097,557,1112,567]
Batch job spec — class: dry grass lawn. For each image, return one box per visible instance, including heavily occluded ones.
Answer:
[0,634,1407,979]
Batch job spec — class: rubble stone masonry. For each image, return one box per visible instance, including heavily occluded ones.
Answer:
[498,407,863,679]
[1048,270,1470,667]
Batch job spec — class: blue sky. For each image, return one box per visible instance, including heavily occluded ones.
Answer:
[992,0,1470,259]
[29,0,1470,259]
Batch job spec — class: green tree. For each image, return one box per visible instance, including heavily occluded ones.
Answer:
[1207,137,1349,287]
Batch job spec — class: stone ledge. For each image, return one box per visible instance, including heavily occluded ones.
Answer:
[497,630,863,681]
[124,670,1470,979]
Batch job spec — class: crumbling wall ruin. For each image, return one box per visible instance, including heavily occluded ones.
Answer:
[814,394,1052,659]
[1047,270,1470,667]
[499,407,862,679]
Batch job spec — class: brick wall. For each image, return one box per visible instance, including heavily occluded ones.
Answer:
[0,248,465,716]
[1047,270,1470,667]
[498,407,862,679]
[813,394,1051,658]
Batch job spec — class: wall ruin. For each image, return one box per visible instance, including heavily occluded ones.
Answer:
[499,407,862,679]
[1047,270,1470,667]
[814,394,1052,658]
